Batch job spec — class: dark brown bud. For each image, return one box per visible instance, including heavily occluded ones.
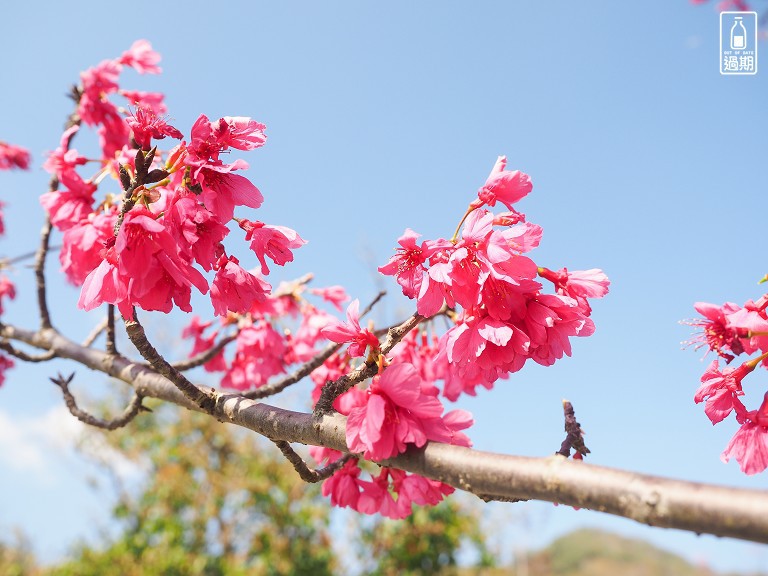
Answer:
[145,169,169,185]
[119,165,132,191]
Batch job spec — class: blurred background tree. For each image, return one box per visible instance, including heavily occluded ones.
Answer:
[5,400,493,575]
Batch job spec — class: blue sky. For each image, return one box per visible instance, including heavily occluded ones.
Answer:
[0,0,767,571]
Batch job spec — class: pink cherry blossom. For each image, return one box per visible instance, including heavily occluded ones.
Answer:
[40,171,97,231]
[471,156,532,210]
[320,299,379,358]
[193,164,264,223]
[322,459,364,510]
[43,126,87,182]
[120,90,168,115]
[210,254,271,316]
[0,354,14,387]
[182,317,226,372]
[167,193,230,271]
[345,362,471,460]
[240,219,306,275]
[118,40,162,74]
[721,420,768,475]
[689,302,752,362]
[309,285,349,311]
[126,106,183,150]
[694,360,750,425]
[0,276,16,316]
[221,321,286,390]
[0,142,31,170]
[378,229,450,299]
[60,208,118,285]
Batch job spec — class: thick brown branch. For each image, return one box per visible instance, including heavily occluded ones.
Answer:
[124,317,215,413]
[51,371,147,430]
[5,324,768,544]
[272,439,353,482]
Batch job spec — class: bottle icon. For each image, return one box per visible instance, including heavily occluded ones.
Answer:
[731,17,747,50]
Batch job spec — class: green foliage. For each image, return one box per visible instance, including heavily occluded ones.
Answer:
[357,498,495,575]
[49,404,336,576]
[0,533,41,576]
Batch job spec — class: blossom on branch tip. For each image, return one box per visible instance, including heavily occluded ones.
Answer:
[118,40,162,74]
[126,106,183,150]
[43,126,87,182]
[471,156,532,210]
[309,285,350,311]
[320,299,379,358]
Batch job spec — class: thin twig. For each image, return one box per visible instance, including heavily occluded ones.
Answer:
[82,317,108,348]
[360,290,386,317]
[0,340,55,362]
[272,439,353,483]
[51,371,148,430]
[313,312,424,415]
[34,103,81,331]
[243,340,341,400]
[0,245,62,269]
[174,333,237,371]
[244,290,386,400]
[34,217,54,330]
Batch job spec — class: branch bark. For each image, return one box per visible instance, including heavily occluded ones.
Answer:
[4,323,768,543]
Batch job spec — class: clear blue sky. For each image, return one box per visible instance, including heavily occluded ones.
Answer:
[0,0,766,571]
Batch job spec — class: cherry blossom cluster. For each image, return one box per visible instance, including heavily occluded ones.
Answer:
[308,157,608,516]
[0,41,612,519]
[689,297,768,474]
[375,156,609,400]
[37,40,305,321]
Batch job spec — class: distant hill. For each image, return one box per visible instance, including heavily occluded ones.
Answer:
[457,528,767,576]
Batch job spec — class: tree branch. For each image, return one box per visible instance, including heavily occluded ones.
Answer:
[33,217,54,330]
[0,340,55,362]
[4,323,768,544]
[51,371,148,430]
[106,304,117,355]
[243,289,386,400]
[173,333,237,371]
[242,340,341,400]
[123,316,216,414]
[272,439,353,482]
